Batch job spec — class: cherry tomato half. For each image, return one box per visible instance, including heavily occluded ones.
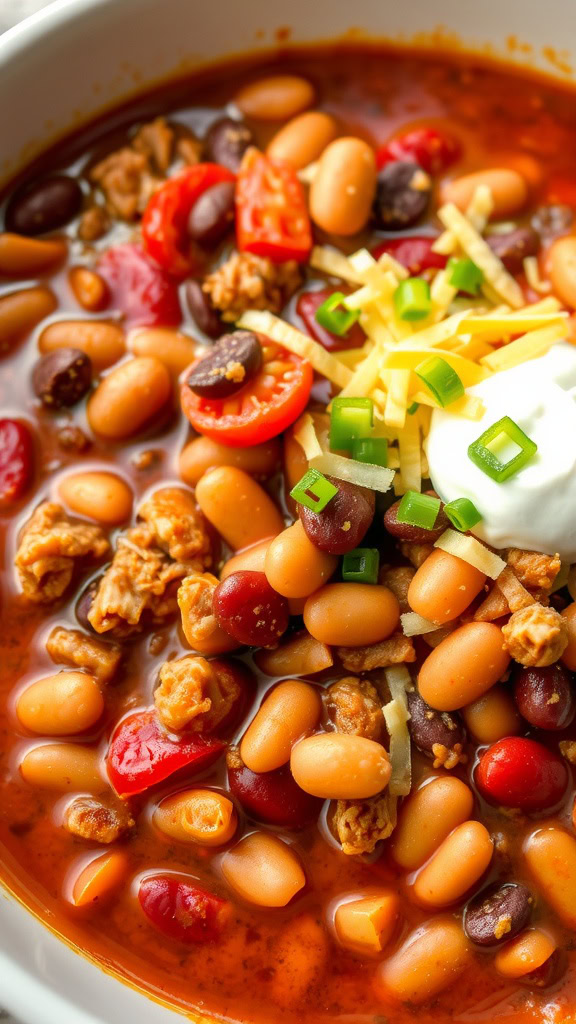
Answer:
[107,709,225,796]
[139,875,230,943]
[0,418,33,504]
[371,236,448,276]
[296,288,366,352]
[376,127,460,175]
[181,338,313,446]
[97,243,181,328]
[475,736,568,813]
[142,163,236,278]
[236,148,312,263]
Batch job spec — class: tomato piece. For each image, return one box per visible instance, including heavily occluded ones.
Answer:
[376,127,460,175]
[228,757,322,827]
[236,148,312,263]
[475,736,568,813]
[181,339,313,446]
[0,418,33,504]
[139,875,230,943]
[97,243,181,328]
[543,174,576,210]
[371,236,448,275]
[107,709,225,797]
[141,163,236,277]
[296,289,366,352]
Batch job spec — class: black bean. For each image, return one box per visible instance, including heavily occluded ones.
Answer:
[531,204,573,242]
[383,494,449,544]
[373,161,431,230]
[32,348,92,408]
[5,175,83,236]
[486,227,540,274]
[513,662,576,731]
[186,330,262,399]
[187,181,236,246]
[75,577,100,632]
[205,117,254,172]
[464,883,533,947]
[185,279,224,339]
[407,689,465,756]
[299,477,375,555]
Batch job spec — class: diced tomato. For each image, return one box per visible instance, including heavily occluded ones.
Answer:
[371,236,448,276]
[107,709,224,797]
[296,289,366,352]
[181,339,313,447]
[141,163,236,278]
[543,174,576,210]
[475,737,568,813]
[0,418,33,504]
[236,148,312,263]
[139,876,230,943]
[97,243,181,328]
[376,127,460,175]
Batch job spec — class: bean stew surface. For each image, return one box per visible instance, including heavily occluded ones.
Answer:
[1,44,576,1024]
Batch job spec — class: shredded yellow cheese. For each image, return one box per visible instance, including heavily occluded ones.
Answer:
[238,310,352,389]
[338,344,383,400]
[524,256,552,295]
[309,452,394,492]
[460,311,567,339]
[437,202,524,308]
[309,245,364,284]
[480,322,569,372]
[401,611,439,636]
[384,369,410,429]
[410,390,486,420]
[382,348,489,388]
[434,529,506,579]
[398,417,422,493]
[293,413,323,460]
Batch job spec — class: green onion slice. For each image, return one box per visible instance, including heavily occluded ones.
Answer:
[447,257,484,296]
[342,547,380,584]
[444,497,482,532]
[290,468,338,512]
[396,490,441,530]
[351,437,388,467]
[393,278,431,321]
[407,401,420,415]
[415,355,465,407]
[468,415,538,482]
[315,292,361,336]
[330,396,374,451]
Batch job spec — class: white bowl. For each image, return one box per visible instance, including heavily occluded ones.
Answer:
[1,1,575,1021]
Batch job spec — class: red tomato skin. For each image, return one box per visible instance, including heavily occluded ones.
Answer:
[371,236,448,275]
[97,243,181,328]
[181,349,313,447]
[107,709,225,796]
[0,419,33,503]
[236,149,312,263]
[142,163,235,277]
[376,127,460,175]
[296,289,366,352]
[139,876,230,943]
[475,736,568,813]
[227,760,322,827]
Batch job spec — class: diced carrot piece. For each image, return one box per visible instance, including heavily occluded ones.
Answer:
[334,892,399,954]
[72,850,128,907]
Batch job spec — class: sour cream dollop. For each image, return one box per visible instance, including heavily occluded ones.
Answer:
[426,342,576,561]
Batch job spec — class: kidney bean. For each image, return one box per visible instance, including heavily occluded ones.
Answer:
[254,630,333,677]
[186,330,262,399]
[16,671,104,736]
[234,75,314,121]
[371,235,448,275]
[0,418,33,503]
[5,175,83,236]
[196,466,283,550]
[494,928,556,980]
[462,684,521,743]
[513,662,576,730]
[264,521,338,599]
[486,226,540,274]
[391,776,474,870]
[139,875,230,942]
[524,827,576,928]
[204,117,254,172]
[75,577,100,632]
[519,949,565,989]
[531,204,573,242]
[221,832,306,907]
[87,356,171,439]
[310,137,377,236]
[298,478,374,555]
[184,279,224,339]
[0,285,57,355]
[214,570,289,647]
[290,732,391,799]
[413,821,493,908]
[187,181,236,246]
[384,495,449,544]
[39,320,125,372]
[20,742,105,792]
[227,747,321,827]
[464,883,533,947]
[374,917,471,1004]
[240,679,321,773]
[179,435,280,487]
[418,622,510,711]
[296,288,367,352]
[408,549,486,625]
[0,233,67,275]
[130,327,200,378]
[32,348,92,408]
[407,690,465,759]
[304,583,399,647]
[373,161,431,230]
[97,243,181,328]
[58,471,132,525]
[475,736,568,812]
[72,850,128,907]
[267,111,338,169]
[441,168,528,219]
[68,266,109,312]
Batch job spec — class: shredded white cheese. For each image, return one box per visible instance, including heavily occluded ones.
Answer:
[401,611,439,636]
[383,666,412,797]
[309,452,394,493]
[434,529,507,579]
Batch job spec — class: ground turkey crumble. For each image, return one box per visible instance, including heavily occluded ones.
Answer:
[324,677,384,742]
[332,790,397,856]
[203,250,301,322]
[502,603,568,667]
[64,796,134,844]
[338,633,415,673]
[15,502,109,604]
[46,625,122,684]
[154,654,242,733]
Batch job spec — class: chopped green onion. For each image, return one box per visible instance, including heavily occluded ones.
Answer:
[315,292,361,336]
[396,490,441,530]
[330,396,374,451]
[290,468,338,512]
[444,497,482,532]
[468,415,538,482]
[393,278,431,321]
[342,547,380,584]
[351,437,388,467]
[447,257,484,295]
[407,401,420,415]
[415,355,465,407]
